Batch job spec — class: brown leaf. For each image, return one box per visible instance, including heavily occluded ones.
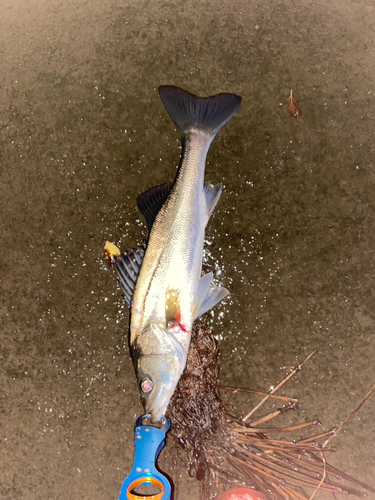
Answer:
[288,89,302,117]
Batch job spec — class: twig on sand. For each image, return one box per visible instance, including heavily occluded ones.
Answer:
[83,377,95,400]
[243,349,317,422]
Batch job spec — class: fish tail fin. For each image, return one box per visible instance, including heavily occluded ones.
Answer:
[158,85,241,138]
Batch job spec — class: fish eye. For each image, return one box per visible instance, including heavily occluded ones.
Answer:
[140,377,154,393]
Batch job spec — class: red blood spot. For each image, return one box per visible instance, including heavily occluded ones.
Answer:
[179,323,190,334]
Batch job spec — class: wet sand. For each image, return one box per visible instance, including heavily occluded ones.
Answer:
[1,0,375,498]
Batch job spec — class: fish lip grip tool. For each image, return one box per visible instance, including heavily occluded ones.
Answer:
[118,414,172,500]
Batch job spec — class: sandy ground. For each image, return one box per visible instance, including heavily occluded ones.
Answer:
[1,0,375,498]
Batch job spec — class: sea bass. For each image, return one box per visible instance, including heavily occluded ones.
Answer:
[113,86,241,422]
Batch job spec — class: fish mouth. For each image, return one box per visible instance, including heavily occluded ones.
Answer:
[142,379,176,423]
[147,399,169,423]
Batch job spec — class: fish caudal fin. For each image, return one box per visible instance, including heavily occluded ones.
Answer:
[158,85,241,137]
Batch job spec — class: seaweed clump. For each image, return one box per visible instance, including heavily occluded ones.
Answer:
[166,318,375,500]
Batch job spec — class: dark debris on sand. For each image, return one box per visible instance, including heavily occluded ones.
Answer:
[165,319,375,500]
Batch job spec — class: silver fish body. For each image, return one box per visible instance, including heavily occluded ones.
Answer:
[114,86,241,421]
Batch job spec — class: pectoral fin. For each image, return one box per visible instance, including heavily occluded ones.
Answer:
[165,288,181,329]
[193,273,229,319]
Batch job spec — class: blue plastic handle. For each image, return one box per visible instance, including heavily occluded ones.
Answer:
[118,415,171,500]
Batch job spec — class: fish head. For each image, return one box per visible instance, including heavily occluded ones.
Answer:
[133,321,188,423]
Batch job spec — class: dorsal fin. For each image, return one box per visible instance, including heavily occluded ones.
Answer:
[113,244,146,307]
[136,183,173,230]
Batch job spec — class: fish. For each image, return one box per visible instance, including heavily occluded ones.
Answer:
[112,85,241,422]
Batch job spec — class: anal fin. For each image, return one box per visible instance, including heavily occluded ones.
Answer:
[204,182,222,216]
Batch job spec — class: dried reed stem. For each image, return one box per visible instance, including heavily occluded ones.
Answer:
[323,383,375,447]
